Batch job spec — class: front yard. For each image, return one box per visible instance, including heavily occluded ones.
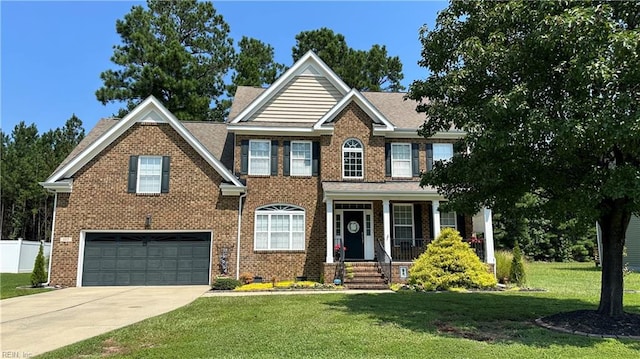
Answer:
[37,262,640,358]
[0,273,51,299]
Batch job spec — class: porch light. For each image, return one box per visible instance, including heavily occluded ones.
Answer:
[145,214,152,229]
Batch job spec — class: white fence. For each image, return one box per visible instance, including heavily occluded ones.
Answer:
[0,239,52,273]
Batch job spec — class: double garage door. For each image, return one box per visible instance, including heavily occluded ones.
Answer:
[82,232,211,286]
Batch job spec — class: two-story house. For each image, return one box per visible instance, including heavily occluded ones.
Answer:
[41,52,496,287]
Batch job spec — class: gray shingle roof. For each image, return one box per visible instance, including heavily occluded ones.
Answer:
[322,181,439,194]
[55,119,234,175]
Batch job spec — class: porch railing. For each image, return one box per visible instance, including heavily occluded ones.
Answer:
[389,238,486,262]
[374,238,392,284]
[333,237,346,285]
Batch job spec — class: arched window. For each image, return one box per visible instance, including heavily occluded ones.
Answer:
[342,138,363,179]
[254,204,305,251]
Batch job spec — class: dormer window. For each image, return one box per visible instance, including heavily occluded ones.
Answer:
[342,139,363,179]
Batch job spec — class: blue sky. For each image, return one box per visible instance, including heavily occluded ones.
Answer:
[1,1,446,134]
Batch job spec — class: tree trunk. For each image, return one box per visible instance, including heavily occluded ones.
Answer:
[597,203,631,318]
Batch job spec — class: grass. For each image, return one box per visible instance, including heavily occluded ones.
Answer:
[38,262,640,358]
[0,272,51,299]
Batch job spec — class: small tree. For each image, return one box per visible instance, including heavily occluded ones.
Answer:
[510,241,526,286]
[31,242,47,287]
[409,228,497,290]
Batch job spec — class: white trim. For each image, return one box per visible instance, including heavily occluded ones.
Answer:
[384,129,467,139]
[45,193,57,285]
[323,190,444,201]
[42,96,244,191]
[76,229,215,287]
[39,180,73,193]
[326,199,334,263]
[313,89,394,131]
[227,125,321,136]
[483,207,496,270]
[231,51,350,124]
[290,140,312,177]
[432,200,441,240]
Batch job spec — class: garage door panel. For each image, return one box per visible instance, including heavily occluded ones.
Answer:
[83,232,210,286]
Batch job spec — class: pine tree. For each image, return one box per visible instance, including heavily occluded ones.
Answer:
[31,242,47,287]
[510,240,526,286]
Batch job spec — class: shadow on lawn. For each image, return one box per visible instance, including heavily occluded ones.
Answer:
[326,292,640,349]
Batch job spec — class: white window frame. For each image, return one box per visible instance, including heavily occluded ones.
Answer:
[290,141,312,176]
[440,211,457,229]
[342,138,363,179]
[393,203,414,246]
[254,204,305,251]
[249,140,271,175]
[433,143,454,163]
[391,143,412,178]
[137,156,162,194]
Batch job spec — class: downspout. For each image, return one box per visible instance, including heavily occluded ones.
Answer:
[45,191,58,286]
[236,192,247,280]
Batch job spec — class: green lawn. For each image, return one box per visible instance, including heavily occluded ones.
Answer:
[0,273,51,299]
[38,262,640,358]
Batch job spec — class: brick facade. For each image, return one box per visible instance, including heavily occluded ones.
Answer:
[49,123,238,287]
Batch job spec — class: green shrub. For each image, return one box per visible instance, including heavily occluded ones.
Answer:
[30,243,47,287]
[212,277,241,290]
[408,228,497,290]
[495,250,513,284]
[510,241,527,286]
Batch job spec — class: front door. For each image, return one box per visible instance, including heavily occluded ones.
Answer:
[343,211,364,260]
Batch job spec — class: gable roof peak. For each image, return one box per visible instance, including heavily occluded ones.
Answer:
[230,50,350,124]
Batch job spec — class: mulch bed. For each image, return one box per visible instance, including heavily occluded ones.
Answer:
[539,310,640,338]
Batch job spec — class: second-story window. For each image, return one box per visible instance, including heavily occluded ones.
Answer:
[391,143,411,178]
[433,143,454,163]
[249,140,270,175]
[343,138,363,179]
[291,141,312,176]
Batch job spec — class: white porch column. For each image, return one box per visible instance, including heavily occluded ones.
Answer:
[432,200,441,240]
[483,207,496,272]
[382,199,392,257]
[326,198,334,263]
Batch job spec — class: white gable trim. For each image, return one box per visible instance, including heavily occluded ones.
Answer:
[43,96,245,190]
[230,51,350,124]
[313,89,394,131]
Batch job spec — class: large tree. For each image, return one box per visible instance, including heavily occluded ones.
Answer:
[96,0,234,121]
[408,1,639,317]
[1,116,84,240]
[292,28,405,91]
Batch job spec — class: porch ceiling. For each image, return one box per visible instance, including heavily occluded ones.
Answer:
[322,181,444,201]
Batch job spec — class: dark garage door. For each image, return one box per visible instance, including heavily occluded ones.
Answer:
[82,232,211,286]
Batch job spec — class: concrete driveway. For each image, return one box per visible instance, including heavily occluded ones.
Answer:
[0,286,209,356]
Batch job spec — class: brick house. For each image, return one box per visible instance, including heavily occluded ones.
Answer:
[41,52,496,287]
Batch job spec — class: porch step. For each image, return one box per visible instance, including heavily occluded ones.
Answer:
[343,262,389,290]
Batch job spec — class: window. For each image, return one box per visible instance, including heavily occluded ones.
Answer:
[391,143,411,177]
[249,140,270,175]
[343,139,363,178]
[128,155,169,194]
[433,143,454,162]
[254,204,305,251]
[291,141,312,176]
[393,204,414,245]
[137,156,162,194]
[440,211,457,229]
